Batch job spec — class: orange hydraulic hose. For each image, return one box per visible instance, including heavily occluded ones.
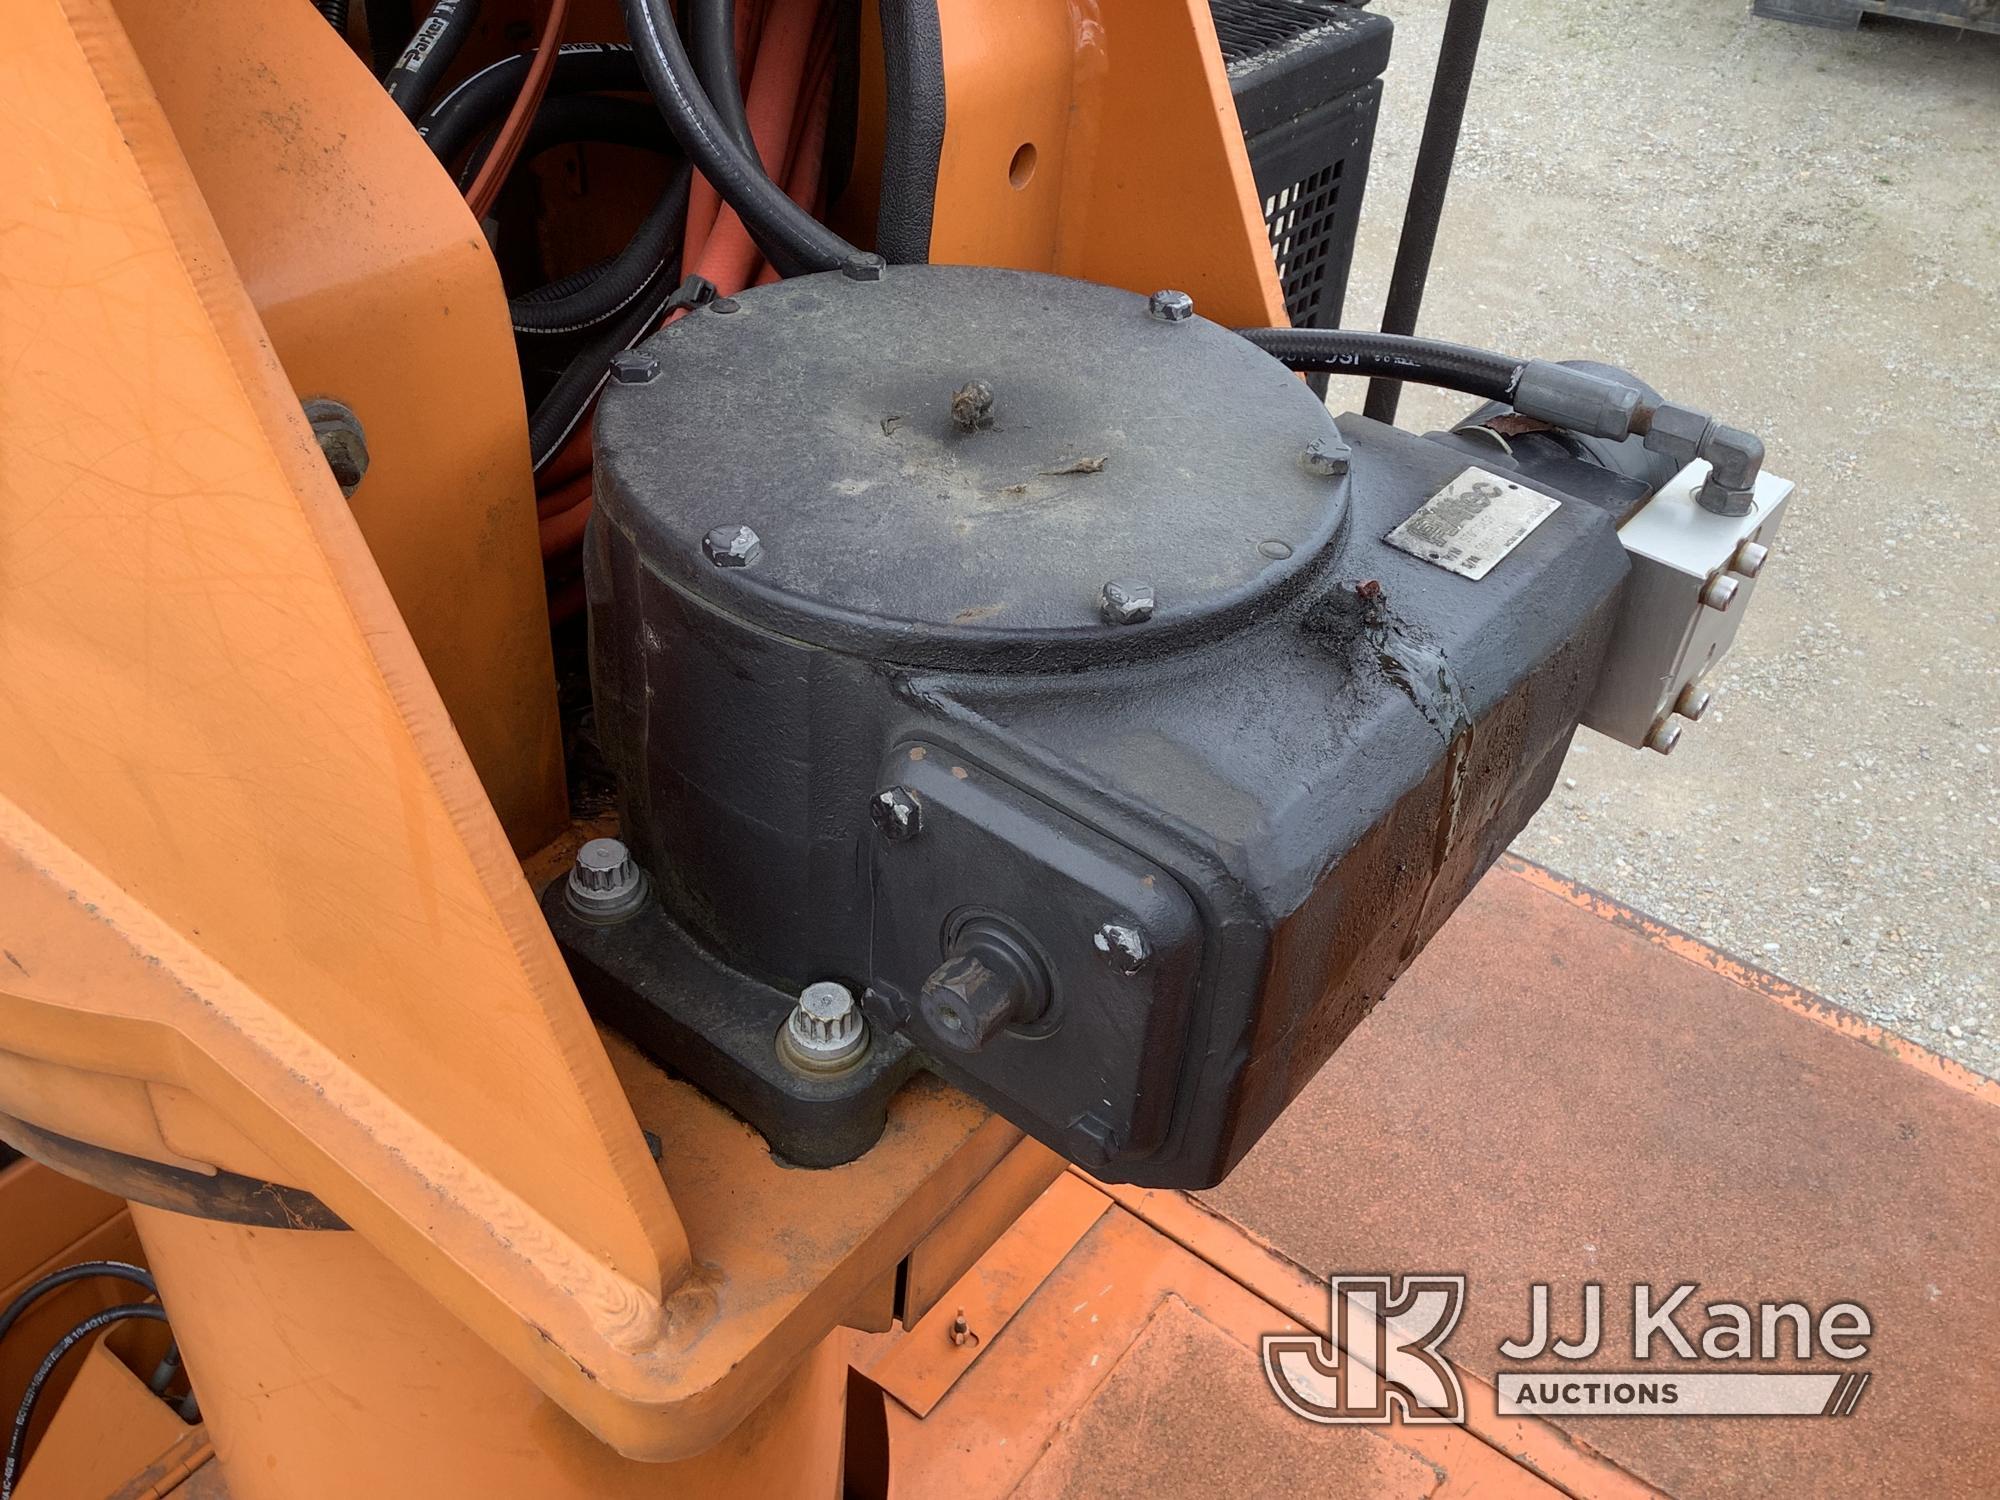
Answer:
[466,0,571,219]
[540,495,593,557]
[537,472,593,521]
[755,9,835,286]
[692,0,818,293]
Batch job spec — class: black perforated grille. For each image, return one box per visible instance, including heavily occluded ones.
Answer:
[1213,0,1383,333]
[1264,161,1345,327]
[1213,0,1356,66]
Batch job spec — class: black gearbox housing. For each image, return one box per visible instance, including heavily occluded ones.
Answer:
[572,265,1628,1188]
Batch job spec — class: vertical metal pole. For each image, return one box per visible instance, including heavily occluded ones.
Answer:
[1362,0,1491,427]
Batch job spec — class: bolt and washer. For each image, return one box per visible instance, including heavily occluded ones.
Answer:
[703,524,763,568]
[1147,289,1194,323]
[566,837,649,923]
[778,980,869,1074]
[870,786,921,841]
[1100,578,1155,626]
[1299,437,1351,478]
[303,398,369,497]
[608,351,660,385]
[1093,921,1152,975]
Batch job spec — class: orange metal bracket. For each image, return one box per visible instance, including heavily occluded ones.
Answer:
[925,0,1287,329]
[108,0,568,855]
[0,0,998,1465]
[0,0,1303,1476]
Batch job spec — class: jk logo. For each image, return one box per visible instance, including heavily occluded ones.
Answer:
[1262,1274,1468,1425]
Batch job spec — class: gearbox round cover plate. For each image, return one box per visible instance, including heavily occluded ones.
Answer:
[593,265,1348,668]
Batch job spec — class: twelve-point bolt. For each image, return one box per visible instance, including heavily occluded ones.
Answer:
[1300,438,1351,478]
[779,980,869,1073]
[1093,921,1152,975]
[870,786,921,841]
[608,350,660,385]
[566,837,649,923]
[1100,578,1155,626]
[703,524,763,568]
[1147,289,1195,323]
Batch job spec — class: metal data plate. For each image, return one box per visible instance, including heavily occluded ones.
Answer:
[1385,467,1562,581]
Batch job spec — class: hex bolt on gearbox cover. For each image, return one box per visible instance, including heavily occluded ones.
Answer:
[578,265,1631,1186]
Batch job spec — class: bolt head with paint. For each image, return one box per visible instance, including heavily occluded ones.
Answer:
[1147,289,1195,323]
[1100,578,1155,626]
[1300,438,1351,478]
[703,524,763,569]
[1093,921,1152,975]
[870,786,921,841]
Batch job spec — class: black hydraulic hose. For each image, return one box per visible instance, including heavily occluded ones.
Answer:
[0,1261,156,1348]
[419,44,645,164]
[688,0,758,157]
[365,0,417,76]
[382,0,482,123]
[822,0,862,212]
[315,0,352,34]
[619,0,863,276]
[456,94,673,188]
[512,164,693,337]
[1239,326,1524,406]
[1363,0,1491,426]
[517,258,613,305]
[3,1305,171,1500]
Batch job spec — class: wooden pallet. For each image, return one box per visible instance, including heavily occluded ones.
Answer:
[1754,0,2000,34]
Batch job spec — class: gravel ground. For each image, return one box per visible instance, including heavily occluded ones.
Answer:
[1338,1,1999,1074]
